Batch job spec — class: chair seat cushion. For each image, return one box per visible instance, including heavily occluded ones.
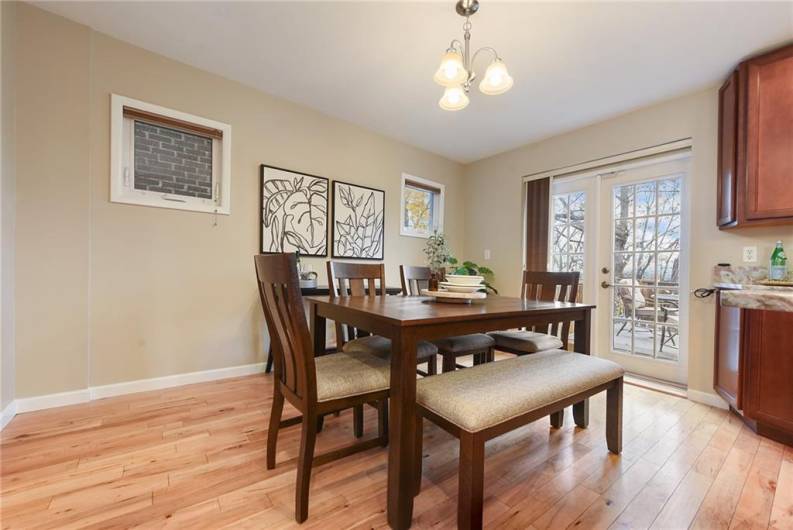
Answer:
[342,335,438,362]
[417,350,624,433]
[315,351,391,402]
[432,334,495,354]
[488,330,564,353]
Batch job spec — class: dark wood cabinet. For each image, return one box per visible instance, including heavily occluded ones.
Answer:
[714,290,793,446]
[717,43,793,229]
[717,72,738,228]
[714,290,742,407]
[742,309,793,439]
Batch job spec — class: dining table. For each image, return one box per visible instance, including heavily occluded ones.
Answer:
[306,294,596,529]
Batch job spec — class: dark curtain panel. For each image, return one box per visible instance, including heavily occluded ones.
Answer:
[524,177,550,271]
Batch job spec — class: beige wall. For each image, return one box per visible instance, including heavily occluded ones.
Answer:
[463,87,793,396]
[1,0,17,411]
[11,4,464,397]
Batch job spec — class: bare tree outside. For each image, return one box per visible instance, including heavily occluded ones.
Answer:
[612,177,682,360]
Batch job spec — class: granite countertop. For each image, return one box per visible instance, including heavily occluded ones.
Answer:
[713,266,793,313]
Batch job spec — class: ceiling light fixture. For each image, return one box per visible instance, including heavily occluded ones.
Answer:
[434,0,513,111]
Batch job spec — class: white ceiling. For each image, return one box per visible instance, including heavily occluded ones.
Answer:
[36,1,793,163]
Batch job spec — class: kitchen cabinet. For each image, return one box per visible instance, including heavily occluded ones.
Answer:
[714,290,793,445]
[717,43,793,229]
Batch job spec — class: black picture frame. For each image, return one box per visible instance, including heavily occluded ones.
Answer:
[260,164,329,257]
[331,180,385,260]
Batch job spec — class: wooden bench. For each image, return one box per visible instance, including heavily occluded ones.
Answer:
[413,349,624,530]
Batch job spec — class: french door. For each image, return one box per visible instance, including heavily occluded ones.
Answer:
[550,155,690,385]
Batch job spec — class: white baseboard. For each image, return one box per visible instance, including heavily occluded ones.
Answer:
[1,400,17,430]
[90,362,266,400]
[10,362,266,416]
[15,388,91,414]
[687,389,729,410]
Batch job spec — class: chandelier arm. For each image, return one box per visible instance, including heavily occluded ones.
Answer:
[447,39,464,55]
[471,46,500,71]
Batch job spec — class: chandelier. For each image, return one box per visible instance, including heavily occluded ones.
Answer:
[434,0,513,111]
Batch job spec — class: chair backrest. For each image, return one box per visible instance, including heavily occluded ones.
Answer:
[400,265,432,296]
[255,253,315,403]
[521,270,581,349]
[326,261,386,347]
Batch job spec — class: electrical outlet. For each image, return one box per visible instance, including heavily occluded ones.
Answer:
[743,246,758,263]
[484,249,491,260]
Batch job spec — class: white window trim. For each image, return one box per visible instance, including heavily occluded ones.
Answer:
[399,173,445,238]
[110,94,232,215]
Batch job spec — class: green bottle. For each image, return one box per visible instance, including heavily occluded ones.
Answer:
[769,241,788,281]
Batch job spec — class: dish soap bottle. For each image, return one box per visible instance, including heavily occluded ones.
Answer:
[769,241,788,281]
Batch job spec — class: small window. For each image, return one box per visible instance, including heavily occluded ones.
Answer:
[110,94,231,214]
[400,174,445,238]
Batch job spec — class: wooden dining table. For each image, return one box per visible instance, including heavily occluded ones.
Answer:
[306,294,595,529]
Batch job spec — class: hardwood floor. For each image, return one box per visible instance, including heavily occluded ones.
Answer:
[2,364,791,529]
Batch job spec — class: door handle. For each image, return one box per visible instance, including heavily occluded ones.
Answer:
[601,281,613,289]
[601,267,610,274]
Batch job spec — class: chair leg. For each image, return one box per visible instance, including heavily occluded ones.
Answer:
[573,399,589,428]
[353,405,364,438]
[607,378,623,454]
[265,345,274,374]
[458,432,485,530]
[442,353,456,373]
[550,409,564,428]
[413,413,424,496]
[295,413,318,523]
[378,399,389,447]
[427,355,437,376]
[316,415,325,432]
[266,384,284,470]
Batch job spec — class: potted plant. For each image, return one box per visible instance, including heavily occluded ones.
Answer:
[447,258,498,294]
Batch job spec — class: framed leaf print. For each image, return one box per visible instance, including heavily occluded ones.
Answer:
[332,181,385,260]
[260,165,328,256]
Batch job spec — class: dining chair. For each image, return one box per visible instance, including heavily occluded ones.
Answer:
[255,253,390,523]
[488,270,580,354]
[400,265,495,372]
[327,261,439,374]
[327,261,439,437]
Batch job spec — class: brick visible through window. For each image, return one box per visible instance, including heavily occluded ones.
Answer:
[133,121,213,199]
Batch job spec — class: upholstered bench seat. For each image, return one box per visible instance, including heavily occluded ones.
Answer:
[487,330,564,354]
[417,349,623,432]
[414,349,624,530]
[315,351,391,402]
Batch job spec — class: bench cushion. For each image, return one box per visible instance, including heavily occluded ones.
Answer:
[416,350,623,433]
[343,335,438,362]
[432,334,495,354]
[488,330,564,353]
[315,351,390,402]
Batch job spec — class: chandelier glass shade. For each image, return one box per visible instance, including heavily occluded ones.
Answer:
[438,85,470,111]
[433,50,467,87]
[434,0,512,111]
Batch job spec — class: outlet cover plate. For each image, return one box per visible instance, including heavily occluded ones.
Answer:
[743,246,758,263]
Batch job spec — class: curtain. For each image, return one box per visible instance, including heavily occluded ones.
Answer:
[524,177,550,271]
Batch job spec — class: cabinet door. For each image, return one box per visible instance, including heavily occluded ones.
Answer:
[717,72,738,227]
[745,44,793,221]
[742,309,793,433]
[714,291,742,409]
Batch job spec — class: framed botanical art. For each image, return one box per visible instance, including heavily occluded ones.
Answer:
[332,180,385,260]
[260,165,328,256]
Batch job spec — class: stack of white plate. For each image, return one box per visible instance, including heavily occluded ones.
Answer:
[439,274,486,293]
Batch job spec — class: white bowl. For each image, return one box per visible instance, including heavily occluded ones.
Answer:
[439,283,485,293]
[445,274,484,286]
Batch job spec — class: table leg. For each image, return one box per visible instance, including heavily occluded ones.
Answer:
[310,303,326,358]
[573,309,592,428]
[387,329,418,529]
